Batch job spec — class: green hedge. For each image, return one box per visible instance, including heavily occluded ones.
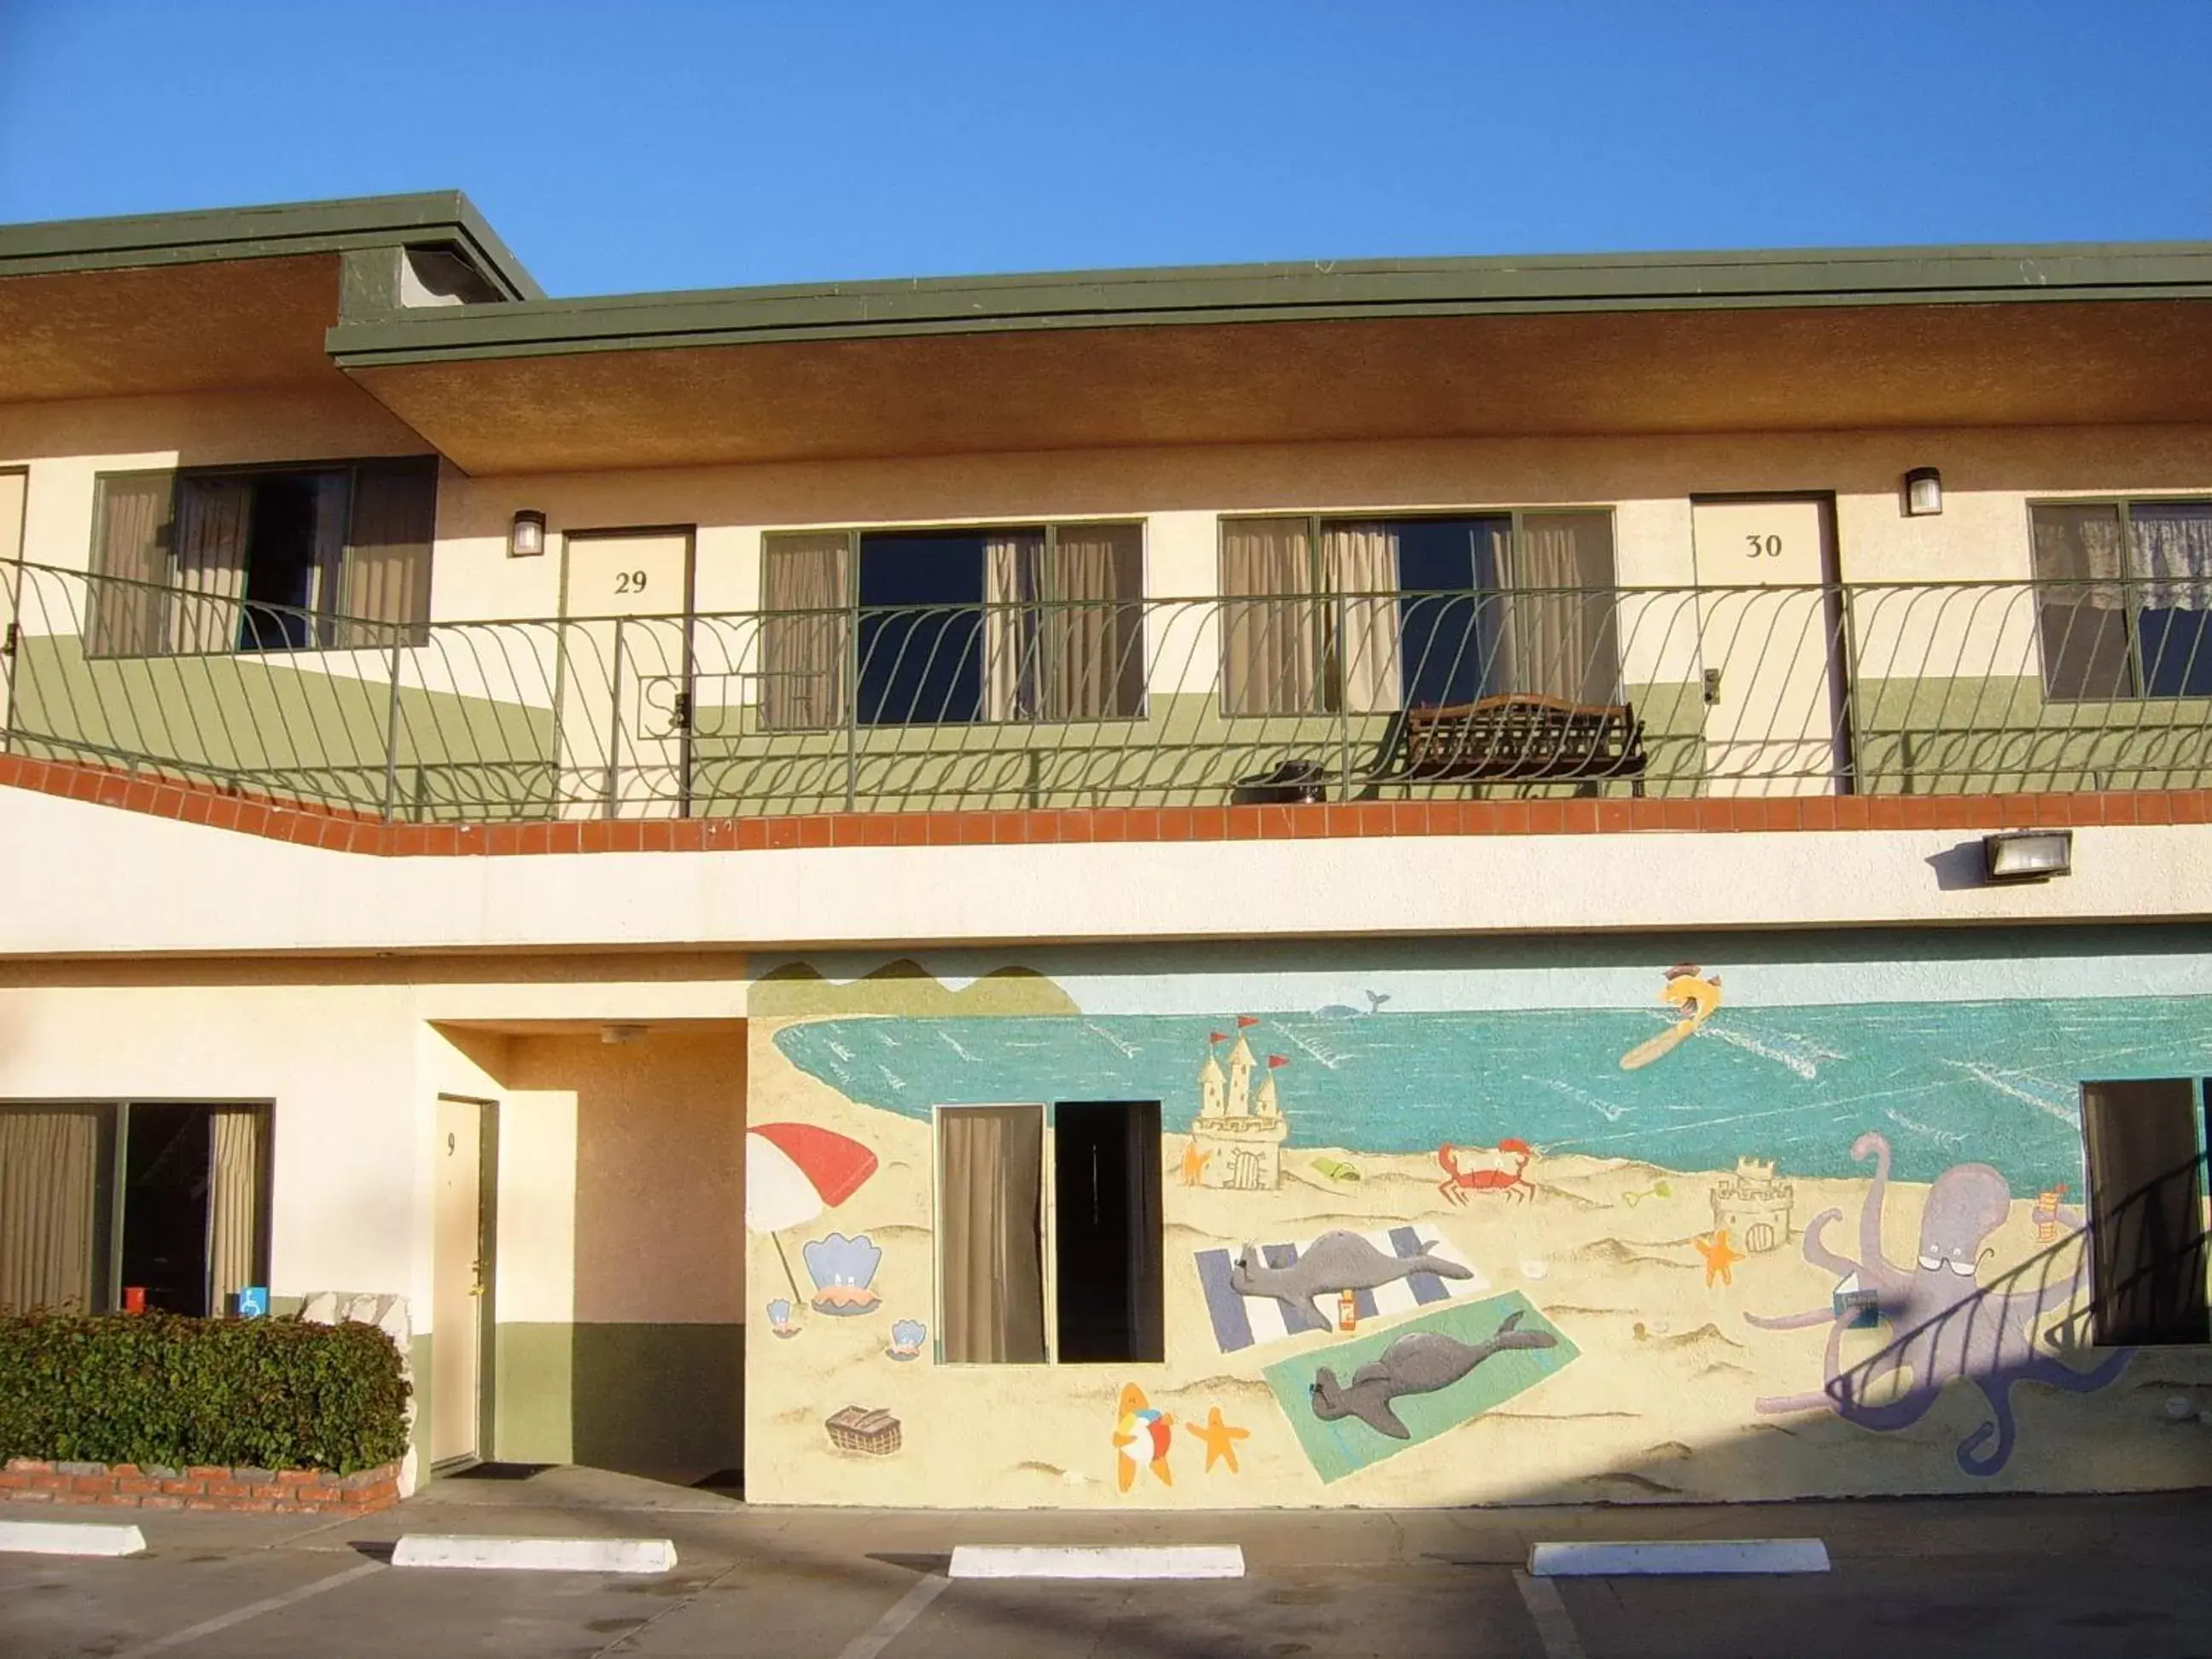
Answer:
[0,1313,410,1475]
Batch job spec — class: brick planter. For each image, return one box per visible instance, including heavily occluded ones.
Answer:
[0,1458,399,1514]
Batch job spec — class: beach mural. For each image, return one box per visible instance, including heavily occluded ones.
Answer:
[744,945,2212,1510]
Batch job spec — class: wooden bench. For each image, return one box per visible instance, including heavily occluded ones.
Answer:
[1363,694,1648,797]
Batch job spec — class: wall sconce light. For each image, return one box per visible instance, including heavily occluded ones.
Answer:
[1982,829,2070,883]
[1902,467,1943,517]
[509,509,547,558]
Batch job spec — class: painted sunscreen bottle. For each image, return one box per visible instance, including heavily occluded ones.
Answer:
[1337,1289,1358,1332]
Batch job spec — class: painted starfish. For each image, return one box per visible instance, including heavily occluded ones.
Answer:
[1695,1228,1743,1288]
[1188,1406,1250,1475]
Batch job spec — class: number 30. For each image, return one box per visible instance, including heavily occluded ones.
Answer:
[614,570,649,594]
[1744,534,1782,559]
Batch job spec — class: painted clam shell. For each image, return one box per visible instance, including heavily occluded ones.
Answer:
[802,1232,883,1315]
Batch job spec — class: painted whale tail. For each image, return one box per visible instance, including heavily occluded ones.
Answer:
[1487,1309,1558,1354]
[1409,1251,1475,1282]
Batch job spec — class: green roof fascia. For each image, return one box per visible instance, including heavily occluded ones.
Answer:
[0,191,543,300]
[326,239,2212,368]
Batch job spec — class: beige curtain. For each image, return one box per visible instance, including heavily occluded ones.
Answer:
[938,1105,1045,1365]
[1324,522,1402,714]
[2033,503,2128,606]
[207,1109,263,1311]
[170,477,253,654]
[85,472,174,657]
[1044,522,1143,720]
[1489,511,1618,704]
[760,533,851,729]
[1221,517,1318,715]
[982,530,1045,721]
[2031,504,2133,698]
[0,1109,101,1313]
[337,463,434,649]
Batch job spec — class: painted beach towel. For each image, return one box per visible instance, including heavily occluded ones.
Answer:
[1262,1290,1579,1482]
[1195,1225,1488,1354]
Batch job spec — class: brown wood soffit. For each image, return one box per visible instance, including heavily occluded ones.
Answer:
[0,753,2200,858]
[342,300,2212,474]
[0,255,352,402]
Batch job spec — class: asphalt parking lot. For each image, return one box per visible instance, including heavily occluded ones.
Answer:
[3,1470,2209,1657]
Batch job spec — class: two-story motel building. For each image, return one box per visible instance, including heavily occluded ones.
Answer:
[3,194,2211,1506]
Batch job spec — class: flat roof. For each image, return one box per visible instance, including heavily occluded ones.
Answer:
[327,238,2212,367]
[0,191,542,301]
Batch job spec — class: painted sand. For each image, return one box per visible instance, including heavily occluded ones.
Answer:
[747,1016,2212,1511]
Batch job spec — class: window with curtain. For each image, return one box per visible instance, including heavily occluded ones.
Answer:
[85,460,437,658]
[935,1099,1164,1366]
[0,1103,266,1317]
[2032,500,2212,700]
[0,1109,104,1314]
[1220,510,1621,715]
[756,521,1145,730]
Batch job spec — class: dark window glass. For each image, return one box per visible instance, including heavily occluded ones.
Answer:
[1394,516,1510,707]
[1051,1101,1164,1365]
[857,533,985,725]
[2081,1078,2209,1346]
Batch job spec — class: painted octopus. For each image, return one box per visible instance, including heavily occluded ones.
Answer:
[1746,1132,2130,1476]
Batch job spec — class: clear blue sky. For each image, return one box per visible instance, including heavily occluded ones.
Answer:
[3,1,2208,297]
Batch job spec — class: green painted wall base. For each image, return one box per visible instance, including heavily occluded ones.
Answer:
[490,1321,743,1476]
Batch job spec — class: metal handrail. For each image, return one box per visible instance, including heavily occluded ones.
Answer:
[4,558,2209,822]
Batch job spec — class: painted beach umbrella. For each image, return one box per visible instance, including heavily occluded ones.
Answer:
[747,1121,879,1300]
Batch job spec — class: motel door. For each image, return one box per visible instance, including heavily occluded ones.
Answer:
[431,1096,495,1468]
[558,528,696,818]
[1691,497,1853,796]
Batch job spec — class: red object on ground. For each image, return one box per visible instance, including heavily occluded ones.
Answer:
[748,1121,878,1208]
[122,1288,145,1313]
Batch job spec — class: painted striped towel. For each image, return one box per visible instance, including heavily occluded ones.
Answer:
[1194,1225,1489,1354]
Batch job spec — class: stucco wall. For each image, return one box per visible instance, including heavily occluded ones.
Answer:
[8,405,2210,613]
[0,961,748,1481]
[743,932,2212,1509]
[3,783,2210,967]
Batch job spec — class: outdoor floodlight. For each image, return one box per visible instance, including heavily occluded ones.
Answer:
[509,509,547,558]
[1903,468,1944,517]
[1982,829,2071,883]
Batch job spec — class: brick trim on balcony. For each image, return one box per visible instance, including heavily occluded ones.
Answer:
[0,753,2203,856]
[0,1457,400,1514]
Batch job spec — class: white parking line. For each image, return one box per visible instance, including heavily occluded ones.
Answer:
[112,1559,384,1657]
[1513,1569,1588,1659]
[836,1574,952,1659]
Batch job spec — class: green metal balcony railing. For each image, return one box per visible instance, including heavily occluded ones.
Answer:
[3,559,2209,822]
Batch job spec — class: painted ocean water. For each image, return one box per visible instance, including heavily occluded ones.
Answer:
[772,998,2212,1189]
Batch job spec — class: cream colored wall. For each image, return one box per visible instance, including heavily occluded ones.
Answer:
[1,783,2207,968]
[9,393,2199,610]
[0,962,744,1319]
[0,385,428,573]
[422,423,2212,631]
[498,1030,746,1326]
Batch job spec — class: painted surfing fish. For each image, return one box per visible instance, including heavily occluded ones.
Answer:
[1621,966,1723,1070]
[1112,1383,1174,1492]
